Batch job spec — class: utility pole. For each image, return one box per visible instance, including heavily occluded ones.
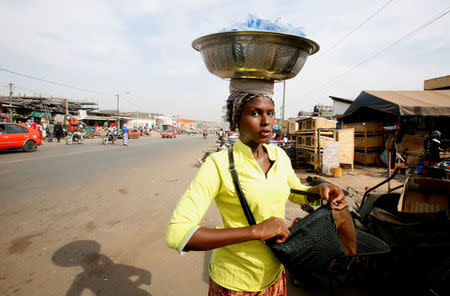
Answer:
[9,83,13,122]
[115,92,129,128]
[281,80,286,121]
[116,94,120,128]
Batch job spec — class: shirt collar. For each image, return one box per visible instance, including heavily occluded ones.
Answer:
[234,139,276,162]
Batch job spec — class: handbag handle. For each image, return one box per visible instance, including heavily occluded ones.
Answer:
[227,146,322,227]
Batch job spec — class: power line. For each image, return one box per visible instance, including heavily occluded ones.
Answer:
[296,5,450,103]
[320,0,394,58]
[122,96,141,109]
[0,67,144,110]
[0,66,113,96]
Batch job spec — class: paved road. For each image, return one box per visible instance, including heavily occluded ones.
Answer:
[1,134,223,296]
[0,135,359,296]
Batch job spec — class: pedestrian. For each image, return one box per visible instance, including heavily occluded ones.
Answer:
[122,124,129,146]
[424,130,443,164]
[166,82,347,295]
[218,128,225,141]
[282,135,288,147]
[36,121,43,140]
[47,121,55,142]
[54,123,63,143]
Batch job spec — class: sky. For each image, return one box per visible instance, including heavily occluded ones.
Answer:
[0,0,449,122]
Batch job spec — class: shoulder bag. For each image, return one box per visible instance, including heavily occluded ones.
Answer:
[227,147,346,274]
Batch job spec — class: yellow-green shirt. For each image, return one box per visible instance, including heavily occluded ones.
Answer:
[166,139,316,292]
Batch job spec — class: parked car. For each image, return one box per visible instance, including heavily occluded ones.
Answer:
[0,122,42,152]
[128,129,141,139]
[161,130,177,138]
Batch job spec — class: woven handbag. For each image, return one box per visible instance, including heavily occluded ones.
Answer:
[227,147,346,274]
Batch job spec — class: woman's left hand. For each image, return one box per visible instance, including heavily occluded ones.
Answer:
[308,183,347,210]
[320,183,347,210]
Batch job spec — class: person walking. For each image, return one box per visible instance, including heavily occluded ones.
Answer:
[54,123,63,143]
[166,82,347,295]
[122,124,129,146]
[47,121,55,142]
[424,130,443,164]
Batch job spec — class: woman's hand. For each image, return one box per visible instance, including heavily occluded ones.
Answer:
[251,217,290,243]
[308,183,347,210]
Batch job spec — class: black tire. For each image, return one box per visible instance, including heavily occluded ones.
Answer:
[23,140,36,152]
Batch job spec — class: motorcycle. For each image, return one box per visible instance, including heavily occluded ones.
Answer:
[66,131,85,145]
[103,130,117,144]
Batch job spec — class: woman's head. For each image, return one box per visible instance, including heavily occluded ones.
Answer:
[226,91,274,144]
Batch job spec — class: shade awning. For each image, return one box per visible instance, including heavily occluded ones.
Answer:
[343,90,450,121]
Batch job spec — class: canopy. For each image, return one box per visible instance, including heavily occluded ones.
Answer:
[342,90,450,122]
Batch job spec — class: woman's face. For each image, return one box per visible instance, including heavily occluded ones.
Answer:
[238,96,275,144]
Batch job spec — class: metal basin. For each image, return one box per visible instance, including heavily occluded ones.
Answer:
[192,31,319,80]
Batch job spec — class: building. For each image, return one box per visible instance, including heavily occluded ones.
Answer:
[329,96,354,116]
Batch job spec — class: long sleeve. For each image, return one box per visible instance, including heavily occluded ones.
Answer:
[166,156,222,254]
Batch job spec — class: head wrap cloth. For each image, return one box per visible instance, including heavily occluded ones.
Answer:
[228,79,275,130]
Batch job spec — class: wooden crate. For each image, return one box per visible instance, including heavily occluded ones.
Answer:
[288,119,298,135]
[337,128,354,170]
[297,117,336,132]
[303,149,323,169]
[341,122,383,133]
[296,133,335,148]
[295,147,323,169]
[355,135,383,148]
[354,150,380,166]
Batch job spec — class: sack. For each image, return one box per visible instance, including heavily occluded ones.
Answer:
[266,205,345,274]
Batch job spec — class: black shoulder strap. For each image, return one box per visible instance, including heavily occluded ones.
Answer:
[228,147,256,226]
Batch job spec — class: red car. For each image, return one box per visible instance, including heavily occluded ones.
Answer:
[128,129,141,139]
[0,122,42,152]
[161,130,177,138]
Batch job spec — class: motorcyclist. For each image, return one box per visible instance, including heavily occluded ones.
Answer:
[105,125,117,143]
[75,124,85,142]
[202,130,208,139]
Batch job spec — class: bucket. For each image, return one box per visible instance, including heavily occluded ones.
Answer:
[332,167,342,178]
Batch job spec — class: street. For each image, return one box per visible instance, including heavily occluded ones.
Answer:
[0,135,389,296]
[1,134,223,295]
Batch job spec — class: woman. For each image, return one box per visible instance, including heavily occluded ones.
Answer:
[166,88,347,295]
[122,124,129,146]
[54,123,63,143]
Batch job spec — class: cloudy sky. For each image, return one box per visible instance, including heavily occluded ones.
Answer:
[0,0,449,121]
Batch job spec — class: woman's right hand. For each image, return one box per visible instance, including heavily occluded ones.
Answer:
[251,217,290,243]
